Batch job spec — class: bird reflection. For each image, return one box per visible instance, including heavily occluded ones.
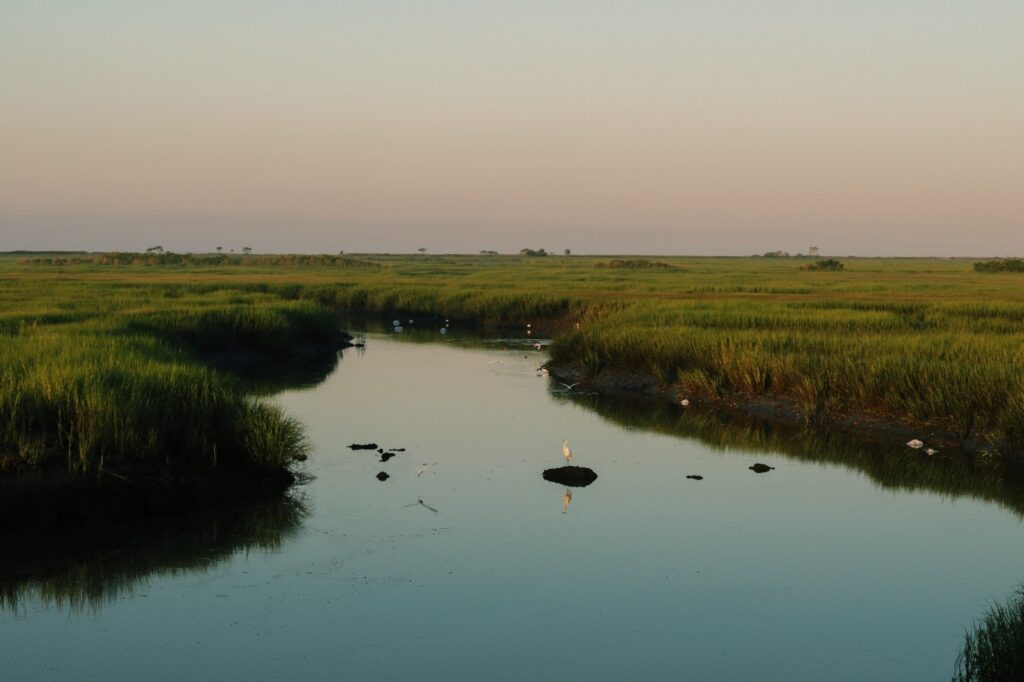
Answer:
[403,498,439,514]
[562,488,572,514]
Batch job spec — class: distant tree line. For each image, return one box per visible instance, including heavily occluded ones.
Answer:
[519,248,549,257]
[595,259,674,270]
[21,252,381,268]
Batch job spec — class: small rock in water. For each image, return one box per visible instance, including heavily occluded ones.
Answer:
[376,471,390,481]
[542,466,598,487]
[749,463,775,473]
[686,475,703,480]
[349,443,379,450]
[906,439,925,449]
[380,452,395,463]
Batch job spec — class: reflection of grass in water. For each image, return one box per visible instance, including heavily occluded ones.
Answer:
[954,587,1024,681]
[566,393,1024,518]
[0,492,307,614]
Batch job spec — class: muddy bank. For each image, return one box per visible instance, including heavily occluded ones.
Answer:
[546,362,1017,462]
[201,329,356,388]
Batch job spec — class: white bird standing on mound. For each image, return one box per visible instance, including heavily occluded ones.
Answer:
[562,439,573,466]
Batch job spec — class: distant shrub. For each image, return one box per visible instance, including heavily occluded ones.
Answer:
[595,259,674,270]
[975,258,1024,273]
[800,259,845,271]
[519,248,549,257]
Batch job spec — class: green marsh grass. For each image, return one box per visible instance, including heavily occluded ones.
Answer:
[5,253,1024,473]
[954,588,1024,681]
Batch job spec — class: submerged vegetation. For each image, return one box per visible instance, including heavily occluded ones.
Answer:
[954,587,1024,681]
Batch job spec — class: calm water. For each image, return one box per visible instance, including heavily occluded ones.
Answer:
[5,331,1024,681]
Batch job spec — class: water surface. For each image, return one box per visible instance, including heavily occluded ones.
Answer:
[5,331,1024,680]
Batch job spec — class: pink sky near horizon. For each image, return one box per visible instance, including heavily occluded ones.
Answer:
[1,1,1021,255]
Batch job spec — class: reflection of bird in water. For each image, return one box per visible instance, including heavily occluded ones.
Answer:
[562,488,572,514]
[403,498,439,514]
[417,462,438,477]
[562,439,573,465]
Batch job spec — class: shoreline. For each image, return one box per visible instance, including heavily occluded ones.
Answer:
[546,360,1016,463]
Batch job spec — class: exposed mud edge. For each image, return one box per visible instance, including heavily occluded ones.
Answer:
[0,465,299,534]
[201,329,356,376]
[546,361,1021,464]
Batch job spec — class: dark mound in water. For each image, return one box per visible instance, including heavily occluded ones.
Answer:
[376,471,390,481]
[543,466,598,487]
[686,475,703,480]
[749,463,775,473]
[349,443,379,450]
[380,452,395,463]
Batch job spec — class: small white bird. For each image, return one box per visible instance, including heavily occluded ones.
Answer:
[533,342,542,351]
[680,398,690,407]
[559,382,579,390]
[926,448,938,456]
[562,439,573,465]
[392,320,400,327]
[907,439,925,449]
[440,327,448,335]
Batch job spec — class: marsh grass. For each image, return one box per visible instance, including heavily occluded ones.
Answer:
[954,588,1024,681]
[4,253,1024,473]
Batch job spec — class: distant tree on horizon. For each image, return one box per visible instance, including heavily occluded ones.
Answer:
[216,246,223,253]
[242,246,252,255]
[564,248,571,256]
[418,247,427,254]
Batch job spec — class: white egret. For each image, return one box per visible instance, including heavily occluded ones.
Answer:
[680,399,690,407]
[558,382,580,390]
[533,342,542,351]
[562,439,572,465]
[907,439,924,449]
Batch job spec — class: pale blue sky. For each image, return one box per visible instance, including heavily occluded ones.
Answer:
[1,1,1021,254]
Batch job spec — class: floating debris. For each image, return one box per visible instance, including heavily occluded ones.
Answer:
[686,475,703,480]
[749,463,775,473]
[349,443,379,450]
[380,452,395,463]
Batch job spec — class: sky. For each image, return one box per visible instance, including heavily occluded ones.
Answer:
[1,1,1021,256]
